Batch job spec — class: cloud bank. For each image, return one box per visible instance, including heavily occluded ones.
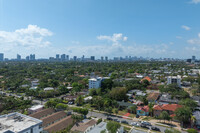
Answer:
[0,25,53,51]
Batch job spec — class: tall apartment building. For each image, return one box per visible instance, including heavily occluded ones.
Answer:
[0,53,4,61]
[26,56,30,61]
[30,54,35,60]
[167,76,181,87]
[91,56,95,61]
[0,112,43,133]
[17,54,21,60]
[73,56,77,61]
[66,55,69,61]
[61,54,66,61]
[101,56,104,61]
[105,56,108,61]
[88,77,110,89]
[56,54,60,60]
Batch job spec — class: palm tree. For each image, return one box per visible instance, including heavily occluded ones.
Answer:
[148,103,154,117]
[75,95,84,106]
[191,115,196,128]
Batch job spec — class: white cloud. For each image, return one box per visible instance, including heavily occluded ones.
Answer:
[186,33,200,55]
[181,25,191,31]
[0,25,53,51]
[71,41,80,45]
[62,34,173,58]
[63,43,170,58]
[176,36,182,39]
[190,0,200,4]
[187,33,200,45]
[97,33,128,43]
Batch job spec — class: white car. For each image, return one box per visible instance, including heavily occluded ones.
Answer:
[131,122,140,127]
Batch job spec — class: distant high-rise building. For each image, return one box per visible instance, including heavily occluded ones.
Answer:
[101,56,104,61]
[73,56,77,61]
[91,56,95,61]
[192,56,196,61]
[82,55,85,61]
[56,54,60,59]
[33,54,35,60]
[105,56,108,61]
[30,54,35,60]
[66,55,69,61]
[0,53,4,61]
[26,56,30,61]
[17,54,21,60]
[61,54,66,61]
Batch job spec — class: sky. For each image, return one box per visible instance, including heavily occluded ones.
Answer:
[0,0,200,59]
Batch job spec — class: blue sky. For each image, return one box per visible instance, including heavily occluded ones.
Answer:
[0,0,200,59]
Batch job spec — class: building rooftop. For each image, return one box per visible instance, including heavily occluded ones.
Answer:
[0,112,42,133]
[71,119,97,132]
[30,108,55,119]
[41,111,67,128]
[44,115,73,133]
[88,122,107,133]
[29,105,44,111]
[147,92,160,101]
[193,111,200,120]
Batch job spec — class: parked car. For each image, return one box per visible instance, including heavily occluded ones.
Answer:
[121,120,129,124]
[131,122,138,126]
[68,101,74,105]
[107,117,113,121]
[141,124,149,129]
[141,121,152,126]
[113,119,120,122]
[151,126,161,131]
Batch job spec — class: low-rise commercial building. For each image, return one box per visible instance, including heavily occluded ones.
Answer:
[0,112,43,133]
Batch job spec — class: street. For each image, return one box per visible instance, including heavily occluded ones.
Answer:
[87,111,186,133]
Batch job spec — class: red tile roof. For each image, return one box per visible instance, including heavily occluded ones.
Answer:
[153,105,163,110]
[137,106,149,112]
[153,104,182,112]
[141,76,152,82]
[44,115,73,133]
[161,104,182,112]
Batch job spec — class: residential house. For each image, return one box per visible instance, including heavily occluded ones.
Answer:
[137,106,149,116]
[65,95,78,102]
[84,96,92,103]
[41,111,67,128]
[141,76,152,83]
[44,87,54,91]
[153,104,182,117]
[30,108,55,119]
[87,121,124,133]
[28,105,44,114]
[158,93,179,104]
[191,96,200,110]
[147,92,160,103]
[44,115,73,133]
[30,108,74,133]
[117,101,136,110]
[71,119,97,133]
[88,122,107,133]
[193,111,200,128]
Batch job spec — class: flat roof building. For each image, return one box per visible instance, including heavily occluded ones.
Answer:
[0,112,43,133]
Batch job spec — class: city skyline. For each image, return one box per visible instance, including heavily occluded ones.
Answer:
[0,0,200,58]
[0,52,198,62]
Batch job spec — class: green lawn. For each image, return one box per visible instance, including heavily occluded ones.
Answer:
[142,116,154,121]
